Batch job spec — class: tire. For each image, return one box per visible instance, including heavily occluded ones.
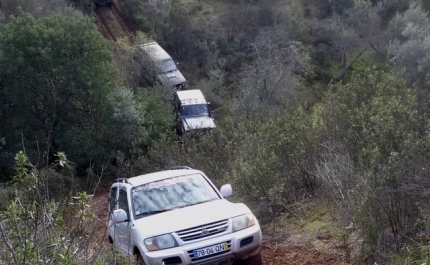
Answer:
[136,253,146,265]
[234,253,263,265]
[247,253,263,265]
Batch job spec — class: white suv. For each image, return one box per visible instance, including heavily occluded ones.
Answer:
[106,166,263,265]
[173,89,216,135]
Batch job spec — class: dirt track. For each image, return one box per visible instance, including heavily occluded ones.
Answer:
[94,3,134,43]
[261,244,351,265]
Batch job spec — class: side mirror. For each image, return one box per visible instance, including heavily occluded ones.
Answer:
[112,209,128,223]
[207,103,213,117]
[220,184,233,198]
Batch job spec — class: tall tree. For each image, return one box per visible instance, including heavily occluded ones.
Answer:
[387,2,430,89]
[0,0,72,21]
[0,13,114,177]
[321,0,386,80]
[233,26,313,117]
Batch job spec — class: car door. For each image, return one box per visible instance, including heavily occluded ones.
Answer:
[115,188,132,253]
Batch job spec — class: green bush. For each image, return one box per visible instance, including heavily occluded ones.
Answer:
[0,151,105,265]
[116,0,156,33]
[229,109,318,221]
[315,66,430,262]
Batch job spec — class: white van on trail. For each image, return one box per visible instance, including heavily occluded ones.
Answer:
[106,167,263,265]
[173,89,216,135]
[140,42,188,90]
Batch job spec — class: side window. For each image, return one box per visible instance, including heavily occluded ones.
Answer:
[109,187,118,213]
[118,189,130,218]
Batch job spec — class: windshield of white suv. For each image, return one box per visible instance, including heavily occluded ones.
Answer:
[181,104,209,117]
[131,174,220,219]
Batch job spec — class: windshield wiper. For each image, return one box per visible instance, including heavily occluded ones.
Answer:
[177,198,218,209]
[136,209,172,217]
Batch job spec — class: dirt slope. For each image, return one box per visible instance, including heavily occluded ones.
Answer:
[261,244,351,265]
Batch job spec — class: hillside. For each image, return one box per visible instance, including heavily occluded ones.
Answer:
[2,0,430,264]
[90,2,355,264]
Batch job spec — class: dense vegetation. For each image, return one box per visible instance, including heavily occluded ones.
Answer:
[1,0,430,264]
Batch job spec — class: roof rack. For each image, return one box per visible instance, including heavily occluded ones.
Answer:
[170,166,192,170]
[115,178,129,183]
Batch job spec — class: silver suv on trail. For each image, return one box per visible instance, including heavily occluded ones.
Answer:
[106,167,263,265]
[139,42,188,90]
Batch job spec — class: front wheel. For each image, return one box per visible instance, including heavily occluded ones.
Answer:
[136,253,146,265]
[234,253,263,265]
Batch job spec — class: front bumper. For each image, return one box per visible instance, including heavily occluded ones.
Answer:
[142,224,262,265]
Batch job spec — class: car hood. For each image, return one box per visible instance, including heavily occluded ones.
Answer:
[157,70,186,87]
[133,199,251,237]
[183,116,216,131]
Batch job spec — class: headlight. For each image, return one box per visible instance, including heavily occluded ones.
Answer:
[144,234,178,251]
[232,213,256,232]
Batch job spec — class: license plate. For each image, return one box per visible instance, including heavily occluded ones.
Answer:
[193,242,229,258]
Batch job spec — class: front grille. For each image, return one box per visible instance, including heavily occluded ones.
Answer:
[187,241,232,261]
[176,219,229,241]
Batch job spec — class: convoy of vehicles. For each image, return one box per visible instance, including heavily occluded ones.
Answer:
[107,166,263,265]
[137,42,215,134]
[103,39,253,264]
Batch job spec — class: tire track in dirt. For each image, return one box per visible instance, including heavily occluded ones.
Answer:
[110,2,136,43]
[94,3,135,43]
[261,244,352,265]
[95,7,117,41]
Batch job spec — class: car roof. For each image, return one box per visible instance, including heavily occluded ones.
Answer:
[175,89,207,105]
[139,42,172,61]
[176,89,205,101]
[126,169,204,187]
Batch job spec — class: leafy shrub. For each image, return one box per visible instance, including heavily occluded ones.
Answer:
[0,151,106,264]
[229,109,318,222]
[116,0,156,33]
[0,186,13,211]
[315,66,430,261]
